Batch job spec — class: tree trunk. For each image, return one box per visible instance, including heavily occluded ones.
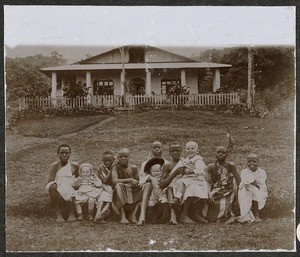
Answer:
[247,47,254,110]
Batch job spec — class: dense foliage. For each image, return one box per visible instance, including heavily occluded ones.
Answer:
[194,47,294,95]
[63,81,89,98]
[5,51,67,100]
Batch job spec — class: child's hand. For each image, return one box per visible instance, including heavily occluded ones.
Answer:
[146,176,153,183]
[209,192,215,202]
[245,184,250,189]
[251,180,259,188]
[175,167,186,176]
[130,178,139,186]
[185,168,194,175]
[74,178,81,186]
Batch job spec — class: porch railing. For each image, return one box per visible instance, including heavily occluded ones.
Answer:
[18,92,240,110]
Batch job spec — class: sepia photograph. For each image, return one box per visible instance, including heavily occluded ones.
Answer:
[4,5,296,252]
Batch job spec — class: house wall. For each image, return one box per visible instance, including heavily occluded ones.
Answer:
[145,48,190,63]
[73,68,200,95]
[186,69,198,94]
[84,49,126,64]
[82,46,191,64]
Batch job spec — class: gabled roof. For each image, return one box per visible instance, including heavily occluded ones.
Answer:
[39,45,232,76]
[75,45,199,65]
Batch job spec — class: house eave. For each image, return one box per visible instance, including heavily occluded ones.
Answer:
[40,62,231,73]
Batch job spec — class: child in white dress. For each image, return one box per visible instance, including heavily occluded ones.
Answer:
[237,153,268,223]
[74,163,102,221]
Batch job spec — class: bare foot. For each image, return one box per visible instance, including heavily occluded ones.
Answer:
[76,213,83,221]
[68,213,77,222]
[225,216,235,225]
[137,219,145,226]
[130,216,138,224]
[120,218,130,224]
[169,219,178,225]
[94,210,110,222]
[194,215,208,224]
[88,213,94,221]
[255,217,262,222]
[56,212,65,222]
[179,216,196,224]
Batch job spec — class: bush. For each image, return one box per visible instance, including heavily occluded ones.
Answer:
[134,102,155,112]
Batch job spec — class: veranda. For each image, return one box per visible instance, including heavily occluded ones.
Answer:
[18,92,240,110]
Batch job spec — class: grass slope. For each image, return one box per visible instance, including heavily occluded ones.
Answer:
[5,110,295,251]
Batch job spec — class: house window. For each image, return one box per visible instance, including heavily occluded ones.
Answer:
[129,48,145,63]
[129,78,145,95]
[161,78,181,95]
[93,79,114,95]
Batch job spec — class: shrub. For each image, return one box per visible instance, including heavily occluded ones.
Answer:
[134,102,155,112]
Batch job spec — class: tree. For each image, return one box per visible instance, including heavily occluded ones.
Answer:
[5,53,67,100]
[247,47,255,110]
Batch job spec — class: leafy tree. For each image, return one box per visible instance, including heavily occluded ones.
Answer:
[5,53,67,100]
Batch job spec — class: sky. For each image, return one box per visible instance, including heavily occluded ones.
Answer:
[4,6,296,60]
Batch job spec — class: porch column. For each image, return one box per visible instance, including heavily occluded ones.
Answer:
[120,71,125,95]
[86,71,92,95]
[213,68,220,92]
[181,69,186,88]
[145,69,152,95]
[51,72,57,98]
[86,71,92,104]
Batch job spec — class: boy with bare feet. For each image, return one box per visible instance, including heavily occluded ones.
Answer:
[203,146,240,223]
[236,153,268,223]
[111,148,152,225]
[46,144,79,222]
[94,151,114,223]
[159,142,186,224]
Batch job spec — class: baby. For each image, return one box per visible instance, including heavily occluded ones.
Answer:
[237,153,268,223]
[172,141,208,223]
[74,163,102,221]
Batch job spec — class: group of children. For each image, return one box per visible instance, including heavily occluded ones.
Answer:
[46,140,268,225]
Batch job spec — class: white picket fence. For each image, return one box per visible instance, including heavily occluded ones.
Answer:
[18,92,240,110]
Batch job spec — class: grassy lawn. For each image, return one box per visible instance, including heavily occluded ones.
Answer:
[5,110,295,251]
[12,114,112,137]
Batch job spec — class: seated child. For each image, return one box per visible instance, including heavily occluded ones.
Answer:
[203,146,240,223]
[237,153,268,223]
[94,151,114,223]
[74,163,102,221]
[139,157,169,224]
[172,141,208,223]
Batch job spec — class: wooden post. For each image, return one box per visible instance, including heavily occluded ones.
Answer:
[247,47,255,110]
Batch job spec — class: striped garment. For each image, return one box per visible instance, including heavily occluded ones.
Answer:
[202,161,240,222]
[112,164,143,214]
